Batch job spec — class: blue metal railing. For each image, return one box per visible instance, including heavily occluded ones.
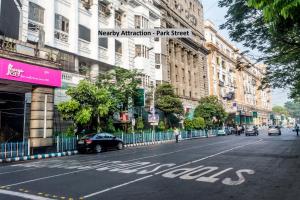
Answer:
[0,141,29,159]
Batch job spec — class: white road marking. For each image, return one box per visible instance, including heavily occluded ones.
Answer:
[82,139,262,198]
[3,169,87,187]
[155,139,263,175]
[222,169,255,185]
[0,168,35,175]
[0,189,54,200]
[83,175,153,199]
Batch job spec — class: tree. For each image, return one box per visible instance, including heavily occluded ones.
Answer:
[284,101,300,119]
[136,117,144,132]
[194,96,227,128]
[272,106,289,116]
[193,117,206,130]
[97,67,142,112]
[155,83,184,128]
[158,120,166,131]
[184,119,194,131]
[219,0,300,98]
[58,80,114,132]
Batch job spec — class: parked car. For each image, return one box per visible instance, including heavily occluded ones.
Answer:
[77,133,124,153]
[268,126,281,136]
[217,127,227,136]
[245,125,259,136]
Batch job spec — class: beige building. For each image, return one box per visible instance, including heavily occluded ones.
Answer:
[154,0,209,111]
[204,20,272,126]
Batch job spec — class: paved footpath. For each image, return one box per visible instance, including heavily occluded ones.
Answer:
[0,128,300,200]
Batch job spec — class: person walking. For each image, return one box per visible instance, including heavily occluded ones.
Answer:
[174,127,180,143]
[295,124,299,136]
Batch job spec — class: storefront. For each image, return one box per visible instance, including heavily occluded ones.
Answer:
[0,57,61,147]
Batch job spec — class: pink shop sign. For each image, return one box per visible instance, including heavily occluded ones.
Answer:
[0,58,62,87]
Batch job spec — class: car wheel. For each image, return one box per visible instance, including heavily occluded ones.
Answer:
[95,144,102,153]
[117,142,124,150]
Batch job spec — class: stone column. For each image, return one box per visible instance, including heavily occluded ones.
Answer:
[30,87,54,147]
[190,54,195,97]
[169,40,176,84]
[184,50,189,96]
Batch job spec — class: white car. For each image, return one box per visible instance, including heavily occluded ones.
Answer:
[268,126,281,136]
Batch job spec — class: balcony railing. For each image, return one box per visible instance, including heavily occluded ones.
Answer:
[78,39,91,54]
[115,52,122,66]
[28,19,43,33]
[54,29,69,43]
[98,46,108,62]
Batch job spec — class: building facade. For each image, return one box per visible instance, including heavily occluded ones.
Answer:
[0,0,161,146]
[205,20,272,126]
[154,0,209,113]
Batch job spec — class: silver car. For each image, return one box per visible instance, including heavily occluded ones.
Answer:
[268,126,281,136]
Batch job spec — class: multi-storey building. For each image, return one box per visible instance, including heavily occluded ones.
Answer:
[205,20,272,126]
[153,0,209,112]
[0,0,161,147]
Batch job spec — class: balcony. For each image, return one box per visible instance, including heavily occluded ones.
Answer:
[54,29,69,43]
[98,46,108,62]
[78,39,91,54]
[27,20,44,41]
[115,52,122,66]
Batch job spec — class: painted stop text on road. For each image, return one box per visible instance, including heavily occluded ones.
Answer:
[13,159,255,186]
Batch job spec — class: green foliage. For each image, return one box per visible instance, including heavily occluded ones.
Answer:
[193,117,205,130]
[158,120,166,131]
[155,84,184,116]
[184,119,194,130]
[272,106,289,116]
[136,117,144,131]
[97,67,142,111]
[155,83,184,128]
[64,125,76,137]
[284,101,300,119]
[194,96,227,128]
[219,0,300,99]
[58,80,113,131]
[106,117,116,133]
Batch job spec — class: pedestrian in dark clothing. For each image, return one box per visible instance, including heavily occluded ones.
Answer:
[295,124,299,136]
[174,127,180,143]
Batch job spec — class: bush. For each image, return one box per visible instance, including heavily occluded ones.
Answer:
[193,117,205,130]
[184,119,194,130]
[136,117,144,131]
[158,120,166,131]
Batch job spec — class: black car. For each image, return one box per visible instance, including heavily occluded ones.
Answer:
[77,133,124,153]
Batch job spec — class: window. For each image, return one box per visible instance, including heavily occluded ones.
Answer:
[29,2,44,23]
[99,38,108,48]
[55,14,69,33]
[135,45,141,57]
[115,11,122,28]
[134,15,149,29]
[135,45,149,58]
[216,57,220,65]
[134,15,141,28]
[115,40,122,54]
[57,52,75,72]
[79,25,91,42]
[155,54,161,64]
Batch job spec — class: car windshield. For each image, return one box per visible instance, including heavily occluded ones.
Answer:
[80,134,96,139]
[246,125,254,129]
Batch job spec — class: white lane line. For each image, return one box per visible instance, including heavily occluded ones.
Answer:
[155,139,263,175]
[82,139,263,198]
[0,168,35,175]
[0,189,54,200]
[3,169,87,187]
[83,175,153,199]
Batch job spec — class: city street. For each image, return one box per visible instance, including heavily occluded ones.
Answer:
[0,128,300,200]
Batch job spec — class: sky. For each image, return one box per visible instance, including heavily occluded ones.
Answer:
[201,0,291,106]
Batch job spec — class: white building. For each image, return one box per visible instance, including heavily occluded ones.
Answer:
[21,0,161,89]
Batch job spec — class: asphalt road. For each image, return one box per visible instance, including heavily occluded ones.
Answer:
[0,128,300,200]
